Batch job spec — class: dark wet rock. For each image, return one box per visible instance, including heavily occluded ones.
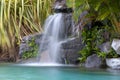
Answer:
[85,54,103,68]
[61,38,83,49]
[60,49,80,64]
[60,37,84,64]
[64,13,74,37]
[54,8,73,13]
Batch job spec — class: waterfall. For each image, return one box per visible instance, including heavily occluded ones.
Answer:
[18,0,75,65]
[39,13,70,63]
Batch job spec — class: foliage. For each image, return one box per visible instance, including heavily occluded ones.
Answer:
[98,48,120,59]
[67,0,120,33]
[97,51,107,59]
[0,0,54,59]
[67,0,120,62]
[67,0,86,22]
[90,0,120,34]
[22,38,38,59]
[106,48,120,58]
[79,26,109,62]
[79,25,119,62]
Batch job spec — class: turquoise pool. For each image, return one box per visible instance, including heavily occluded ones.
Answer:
[0,64,120,80]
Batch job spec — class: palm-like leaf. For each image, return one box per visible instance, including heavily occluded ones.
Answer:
[0,0,54,60]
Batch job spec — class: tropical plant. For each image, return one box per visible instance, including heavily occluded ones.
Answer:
[22,38,38,59]
[0,0,54,61]
[67,0,120,33]
[106,48,120,58]
[67,0,120,62]
[79,25,110,62]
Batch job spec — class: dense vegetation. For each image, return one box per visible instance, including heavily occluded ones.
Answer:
[67,0,120,62]
[67,0,120,33]
[0,0,120,61]
[0,0,54,61]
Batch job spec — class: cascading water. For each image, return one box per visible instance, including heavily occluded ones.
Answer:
[19,0,76,66]
[19,11,74,65]
[39,13,67,63]
[36,0,74,64]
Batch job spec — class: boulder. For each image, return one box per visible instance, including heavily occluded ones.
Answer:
[19,33,43,56]
[106,58,120,69]
[85,54,102,68]
[111,39,120,55]
[99,42,111,53]
[54,0,67,9]
[60,37,84,64]
[60,49,81,64]
[19,35,84,64]
[61,38,83,49]
[22,33,43,45]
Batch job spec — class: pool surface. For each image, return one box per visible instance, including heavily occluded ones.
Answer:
[0,63,120,80]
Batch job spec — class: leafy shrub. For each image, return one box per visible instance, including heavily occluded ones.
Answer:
[22,38,38,59]
[79,25,109,62]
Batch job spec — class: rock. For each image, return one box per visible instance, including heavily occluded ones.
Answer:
[19,33,43,56]
[85,54,102,68]
[74,11,89,36]
[111,39,120,55]
[60,49,80,64]
[106,58,120,69]
[61,38,83,49]
[60,37,84,64]
[54,8,73,13]
[18,57,38,63]
[99,42,111,53]
[107,68,120,73]
[54,0,67,9]
[19,35,83,64]
[22,33,43,45]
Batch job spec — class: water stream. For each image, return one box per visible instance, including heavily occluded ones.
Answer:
[39,13,71,63]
